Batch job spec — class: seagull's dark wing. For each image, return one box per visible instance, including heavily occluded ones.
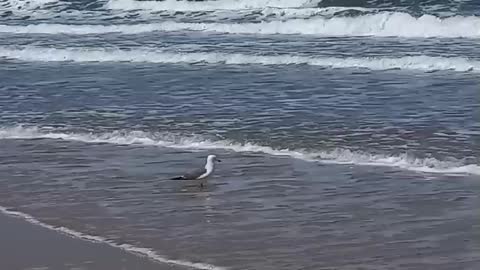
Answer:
[171,167,206,180]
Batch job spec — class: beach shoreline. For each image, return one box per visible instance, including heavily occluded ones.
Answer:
[0,211,174,270]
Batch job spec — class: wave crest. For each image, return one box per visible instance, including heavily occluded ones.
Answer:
[105,0,322,11]
[1,125,478,176]
[1,46,478,72]
[3,12,479,38]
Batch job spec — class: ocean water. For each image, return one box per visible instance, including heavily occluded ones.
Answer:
[0,0,479,269]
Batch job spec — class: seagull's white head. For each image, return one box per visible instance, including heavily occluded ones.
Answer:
[207,154,221,164]
[205,155,221,171]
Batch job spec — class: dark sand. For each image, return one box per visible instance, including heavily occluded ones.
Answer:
[0,212,175,270]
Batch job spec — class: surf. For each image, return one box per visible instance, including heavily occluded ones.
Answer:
[2,12,479,38]
[1,125,479,176]
[105,0,323,12]
[1,46,478,72]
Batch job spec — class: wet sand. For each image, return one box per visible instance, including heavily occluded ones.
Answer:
[0,212,174,270]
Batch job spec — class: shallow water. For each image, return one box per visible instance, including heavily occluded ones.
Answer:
[0,0,479,269]
[0,137,479,269]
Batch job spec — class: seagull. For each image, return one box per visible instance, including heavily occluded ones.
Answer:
[170,155,221,182]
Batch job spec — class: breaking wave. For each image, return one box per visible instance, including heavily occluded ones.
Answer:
[2,12,479,38]
[1,46,478,72]
[105,0,322,11]
[1,125,478,176]
[149,12,480,38]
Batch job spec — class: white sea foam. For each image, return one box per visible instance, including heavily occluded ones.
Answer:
[1,126,478,176]
[258,6,373,19]
[0,0,73,20]
[0,205,226,270]
[1,0,59,10]
[2,12,478,38]
[1,0,65,16]
[181,12,480,38]
[105,0,322,11]
[1,46,478,72]
[0,23,159,35]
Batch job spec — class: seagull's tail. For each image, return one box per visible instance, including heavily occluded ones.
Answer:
[170,176,185,180]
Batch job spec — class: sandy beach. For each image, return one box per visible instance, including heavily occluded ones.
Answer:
[0,212,174,270]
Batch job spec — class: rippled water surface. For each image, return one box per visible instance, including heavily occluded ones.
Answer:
[0,0,479,269]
